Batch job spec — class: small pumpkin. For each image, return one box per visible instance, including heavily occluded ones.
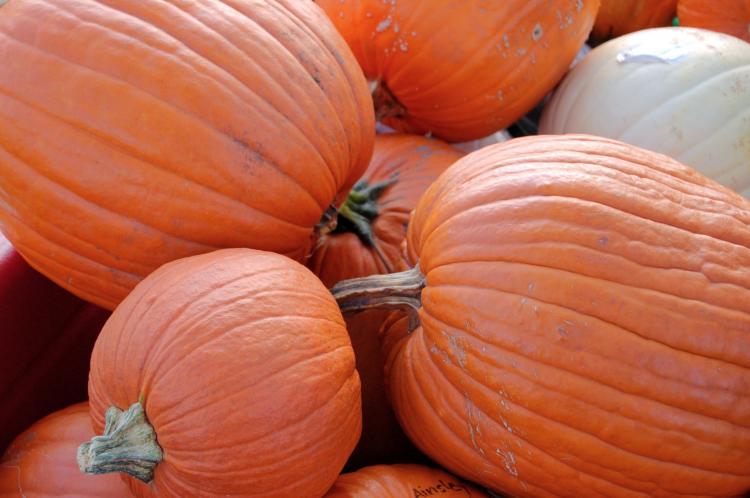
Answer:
[315,0,599,142]
[309,134,463,468]
[333,135,750,497]
[0,402,131,497]
[539,27,750,198]
[0,0,374,310]
[591,0,678,41]
[79,248,361,498]
[677,0,750,42]
[0,232,110,454]
[325,463,489,497]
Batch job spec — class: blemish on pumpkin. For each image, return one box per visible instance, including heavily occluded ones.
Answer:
[532,23,543,41]
[598,236,608,245]
[375,17,392,33]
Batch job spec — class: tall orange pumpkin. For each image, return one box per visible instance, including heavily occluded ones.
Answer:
[0,0,374,310]
[0,402,131,497]
[315,0,599,142]
[309,134,463,468]
[80,248,361,497]
[677,0,750,42]
[325,464,489,497]
[333,135,750,497]
[592,0,678,40]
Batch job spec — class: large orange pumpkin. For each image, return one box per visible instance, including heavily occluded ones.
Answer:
[309,134,463,468]
[333,135,750,497]
[325,463,489,497]
[0,402,131,497]
[80,248,361,497]
[0,0,374,310]
[677,0,750,42]
[315,0,599,142]
[591,0,678,41]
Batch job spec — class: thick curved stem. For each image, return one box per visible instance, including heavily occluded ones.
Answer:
[331,264,425,315]
[77,401,163,483]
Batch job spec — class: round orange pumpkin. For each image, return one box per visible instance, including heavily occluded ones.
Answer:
[315,0,599,142]
[591,0,678,41]
[0,402,131,497]
[325,463,489,497]
[309,133,463,468]
[677,0,750,42]
[333,135,750,497]
[80,248,361,497]
[0,0,374,310]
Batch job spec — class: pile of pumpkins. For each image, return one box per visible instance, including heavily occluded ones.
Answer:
[0,0,748,497]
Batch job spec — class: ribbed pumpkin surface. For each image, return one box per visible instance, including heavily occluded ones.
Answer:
[87,248,361,497]
[0,0,374,310]
[325,463,489,497]
[383,135,750,497]
[315,0,598,142]
[0,402,131,497]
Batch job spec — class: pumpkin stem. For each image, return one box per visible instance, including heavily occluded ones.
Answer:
[372,80,406,122]
[331,263,424,314]
[77,401,163,484]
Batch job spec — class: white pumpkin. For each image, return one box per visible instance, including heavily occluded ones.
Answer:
[540,27,750,198]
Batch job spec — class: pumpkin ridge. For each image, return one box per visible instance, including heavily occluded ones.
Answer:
[156,357,357,456]
[617,64,750,141]
[404,330,748,493]
[677,105,750,166]
[124,0,341,204]
[136,265,294,392]
[420,298,750,442]
[262,0,373,189]
[419,179,750,262]
[425,260,750,371]
[6,237,136,307]
[423,220,750,316]
[11,1,330,218]
[400,342,573,498]
[143,294,344,398]
[0,45,318,235]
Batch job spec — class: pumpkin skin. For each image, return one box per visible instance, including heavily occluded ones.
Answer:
[539,27,750,198]
[341,135,750,497]
[0,0,374,310]
[309,134,463,469]
[678,0,750,42]
[84,248,361,497]
[0,233,110,454]
[0,402,132,497]
[324,463,489,497]
[592,0,678,41]
[315,0,599,142]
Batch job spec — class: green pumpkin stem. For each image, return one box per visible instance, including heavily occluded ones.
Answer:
[77,401,163,484]
[331,263,425,314]
[333,176,400,272]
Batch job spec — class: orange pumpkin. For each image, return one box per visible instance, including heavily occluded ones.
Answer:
[80,248,361,497]
[0,0,374,310]
[325,463,489,497]
[592,0,678,41]
[677,0,750,42]
[333,135,750,497]
[309,134,463,468]
[315,0,599,142]
[0,402,131,497]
